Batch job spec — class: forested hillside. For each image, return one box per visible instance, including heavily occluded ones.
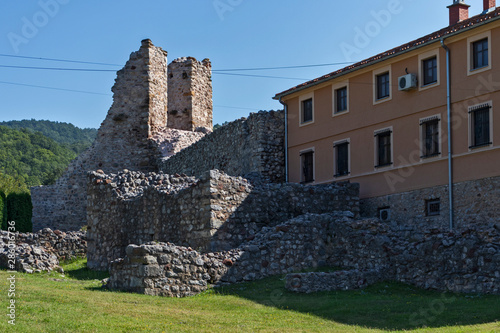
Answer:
[0,119,97,154]
[0,125,77,187]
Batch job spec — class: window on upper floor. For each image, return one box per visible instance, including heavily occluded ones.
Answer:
[420,117,440,158]
[376,72,390,100]
[375,130,392,168]
[468,32,491,75]
[335,87,348,114]
[300,98,313,124]
[469,103,492,149]
[334,140,350,177]
[472,38,489,70]
[300,150,314,183]
[422,57,438,86]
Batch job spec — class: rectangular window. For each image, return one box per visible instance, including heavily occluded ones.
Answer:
[302,98,313,123]
[422,57,437,86]
[376,72,390,100]
[335,87,348,113]
[334,141,349,177]
[426,199,440,217]
[376,131,392,167]
[472,38,488,70]
[421,119,440,158]
[470,105,491,148]
[301,151,314,183]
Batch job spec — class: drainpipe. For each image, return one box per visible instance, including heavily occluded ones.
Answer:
[279,97,289,183]
[441,39,454,230]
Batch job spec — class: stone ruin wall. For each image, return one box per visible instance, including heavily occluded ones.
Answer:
[168,57,213,131]
[161,110,286,183]
[361,175,500,231]
[86,169,359,270]
[108,213,500,297]
[31,40,212,232]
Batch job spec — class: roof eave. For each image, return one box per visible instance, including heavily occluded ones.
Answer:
[273,14,500,101]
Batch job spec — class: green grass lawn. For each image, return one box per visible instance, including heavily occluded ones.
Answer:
[0,259,499,332]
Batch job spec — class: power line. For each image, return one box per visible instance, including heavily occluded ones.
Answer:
[214,105,261,111]
[0,54,121,67]
[213,72,310,81]
[0,64,116,72]
[0,81,111,96]
[213,62,355,72]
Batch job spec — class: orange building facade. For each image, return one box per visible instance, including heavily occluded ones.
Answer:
[275,1,500,229]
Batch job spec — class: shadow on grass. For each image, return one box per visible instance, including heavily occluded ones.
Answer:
[61,258,109,281]
[214,274,500,331]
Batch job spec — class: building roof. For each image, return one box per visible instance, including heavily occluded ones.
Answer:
[273,7,500,100]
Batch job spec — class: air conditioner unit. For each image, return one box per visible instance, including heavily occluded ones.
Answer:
[379,208,391,222]
[398,74,417,91]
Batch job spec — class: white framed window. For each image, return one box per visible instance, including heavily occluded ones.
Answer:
[333,139,350,178]
[374,127,393,168]
[373,65,392,104]
[419,114,442,159]
[468,101,493,150]
[332,81,349,115]
[300,147,315,183]
[418,48,440,90]
[467,31,492,75]
[299,93,314,126]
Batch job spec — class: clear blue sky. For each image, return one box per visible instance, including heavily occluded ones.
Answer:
[0,0,489,129]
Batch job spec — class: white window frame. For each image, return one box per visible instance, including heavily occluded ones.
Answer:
[419,114,442,160]
[374,126,394,169]
[418,49,440,91]
[299,92,314,126]
[333,138,350,178]
[468,101,493,150]
[332,81,349,116]
[467,31,492,76]
[373,65,392,105]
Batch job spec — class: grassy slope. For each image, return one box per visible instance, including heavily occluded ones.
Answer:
[0,259,499,332]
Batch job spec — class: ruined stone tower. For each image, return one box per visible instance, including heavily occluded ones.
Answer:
[31,40,213,232]
[167,57,213,131]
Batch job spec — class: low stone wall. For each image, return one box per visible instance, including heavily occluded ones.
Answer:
[160,110,285,183]
[87,169,359,270]
[108,212,353,296]
[360,175,500,230]
[108,213,500,297]
[0,228,87,273]
[285,269,386,293]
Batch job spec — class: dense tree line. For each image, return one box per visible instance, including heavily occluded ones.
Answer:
[0,172,31,232]
[0,119,97,154]
[0,125,78,187]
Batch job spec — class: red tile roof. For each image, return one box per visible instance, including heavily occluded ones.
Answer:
[274,7,500,100]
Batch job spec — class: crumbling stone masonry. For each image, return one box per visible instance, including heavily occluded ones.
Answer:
[161,110,285,183]
[31,40,212,232]
[108,213,500,297]
[168,57,213,131]
[87,169,359,270]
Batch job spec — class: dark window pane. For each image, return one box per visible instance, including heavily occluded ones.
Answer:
[423,120,439,157]
[302,151,314,183]
[336,142,349,176]
[302,99,313,123]
[473,107,490,146]
[377,73,390,99]
[336,87,348,112]
[423,57,437,85]
[473,38,488,69]
[377,132,391,166]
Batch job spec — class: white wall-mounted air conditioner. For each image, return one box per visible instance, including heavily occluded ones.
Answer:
[398,74,417,91]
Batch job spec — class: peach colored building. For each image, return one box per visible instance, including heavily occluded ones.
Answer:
[274,0,500,229]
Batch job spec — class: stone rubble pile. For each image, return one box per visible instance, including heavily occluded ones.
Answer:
[0,228,86,273]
